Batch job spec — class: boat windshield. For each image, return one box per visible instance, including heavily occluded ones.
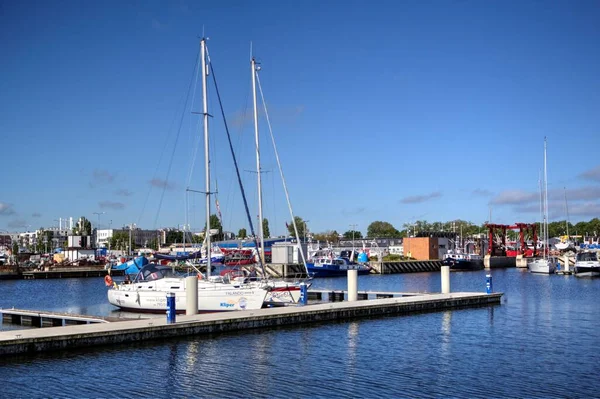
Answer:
[576,252,598,262]
[133,264,181,282]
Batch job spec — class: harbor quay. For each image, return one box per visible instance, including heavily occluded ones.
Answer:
[0,291,502,356]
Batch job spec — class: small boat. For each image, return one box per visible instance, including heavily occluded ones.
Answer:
[574,251,600,278]
[107,264,268,313]
[306,250,371,277]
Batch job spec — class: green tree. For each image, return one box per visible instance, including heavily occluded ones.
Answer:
[238,228,247,239]
[73,217,92,236]
[165,231,183,245]
[367,221,400,238]
[205,214,224,241]
[148,238,158,251]
[108,231,130,250]
[262,218,270,238]
[343,230,363,239]
[314,230,341,244]
[12,240,19,255]
[191,234,204,244]
[287,216,306,238]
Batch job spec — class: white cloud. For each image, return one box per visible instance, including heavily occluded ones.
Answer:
[0,202,16,216]
[579,165,600,182]
[491,190,537,205]
[99,201,125,210]
[400,191,442,204]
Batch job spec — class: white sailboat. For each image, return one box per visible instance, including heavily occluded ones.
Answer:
[107,39,269,313]
[528,137,557,274]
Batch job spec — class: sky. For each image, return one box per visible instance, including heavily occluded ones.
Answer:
[1,0,600,237]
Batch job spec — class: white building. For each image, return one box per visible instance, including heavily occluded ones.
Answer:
[389,245,404,256]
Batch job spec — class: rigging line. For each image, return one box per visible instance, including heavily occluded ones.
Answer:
[256,73,308,270]
[152,49,200,230]
[208,58,264,273]
[271,167,277,236]
[138,46,201,227]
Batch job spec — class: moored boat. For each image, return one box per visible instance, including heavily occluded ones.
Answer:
[528,137,556,275]
[574,251,600,278]
[306,250,371,277]
[528,256,557,274]
[107,264,268,313]
[442,251,484,271]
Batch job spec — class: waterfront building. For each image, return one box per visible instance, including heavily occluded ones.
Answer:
[96,227,162,250]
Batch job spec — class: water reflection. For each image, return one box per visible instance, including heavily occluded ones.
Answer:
[347,321,359,366]
[440,311,452,358]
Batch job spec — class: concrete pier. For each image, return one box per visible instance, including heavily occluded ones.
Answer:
[515,255,528,268]
[0,292,502,356]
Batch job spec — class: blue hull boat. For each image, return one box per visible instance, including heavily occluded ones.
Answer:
[111,256,149,275]
[306,257,372,277]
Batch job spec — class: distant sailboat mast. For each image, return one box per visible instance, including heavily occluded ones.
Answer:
[539,170,543,253]
[564,187,570,240]
[543,137,548,260]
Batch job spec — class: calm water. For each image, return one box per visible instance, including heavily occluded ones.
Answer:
[1,269,599,398]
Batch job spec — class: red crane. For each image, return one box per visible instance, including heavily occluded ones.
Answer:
[486,223,538,257]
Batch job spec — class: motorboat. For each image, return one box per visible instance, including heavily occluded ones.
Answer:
[306,250,372,277]
[574,251,600,278]
[442,250,484,271]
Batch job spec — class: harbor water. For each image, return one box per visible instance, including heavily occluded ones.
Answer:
[1,268,599,398]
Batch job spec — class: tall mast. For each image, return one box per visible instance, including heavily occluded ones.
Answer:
[201,38,212,277]
[564,187,570,240]
[251,56,265,264]
[538,170,543,255]
[543,137,548,260]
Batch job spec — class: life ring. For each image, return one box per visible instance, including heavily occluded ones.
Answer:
[104,275,113,287]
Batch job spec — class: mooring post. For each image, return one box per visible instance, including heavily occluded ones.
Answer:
[299,282,308,305]
[563,254,570,273]
[347,269,358,301]
[486,274,493,294]
[186,276,198,315]
[166,292,176,323]
[441,265,450,294]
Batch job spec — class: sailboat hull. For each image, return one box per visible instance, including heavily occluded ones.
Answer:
[108,277,268,313]
[527,258,557,274]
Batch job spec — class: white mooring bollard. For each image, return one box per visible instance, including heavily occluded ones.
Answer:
[347,269,358,301]
[186,275,198,315]
[441,265,450,294]
[563,254,570,273]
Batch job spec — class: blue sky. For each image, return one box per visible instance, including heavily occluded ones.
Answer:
[1,0,600,236]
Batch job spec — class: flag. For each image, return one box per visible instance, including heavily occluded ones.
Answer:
[285,221,289,229]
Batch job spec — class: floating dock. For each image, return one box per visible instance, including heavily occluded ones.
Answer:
[307,289,421,301]
[0,308,116,328]
[0,291,502,356]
